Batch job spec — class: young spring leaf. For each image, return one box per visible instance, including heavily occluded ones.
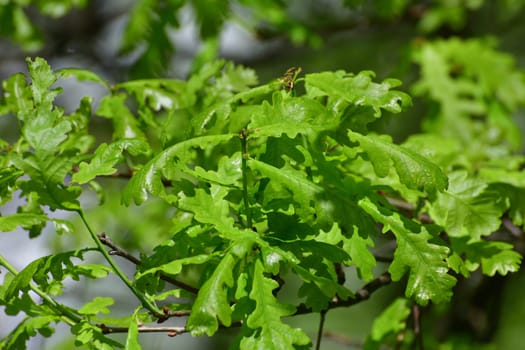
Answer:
[97,94,146,140]
[57,68,110,89]
[449,237,522,277]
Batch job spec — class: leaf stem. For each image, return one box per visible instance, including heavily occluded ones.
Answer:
[240,128,252,228]
[76,210,164,317]
[0,255,81,325]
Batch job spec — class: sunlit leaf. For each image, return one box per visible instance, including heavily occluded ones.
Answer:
[349,130,448,194]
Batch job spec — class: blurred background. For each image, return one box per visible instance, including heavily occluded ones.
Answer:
[1,1,525,349]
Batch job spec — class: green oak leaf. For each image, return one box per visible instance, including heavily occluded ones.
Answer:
[73,139,151,184]
[97,93,146,140]
[359,197,456,305]
[364,298,411,349]
[240,260,310,349]
[348,130,448,195]
[0,315,59,350]
[427,170,507,239]
[125,309,143,350]
[72,320,124,349]
[187,252,237,336]
[78,297,114,316]
[122,133,236,205]
[450,237,522,277]
[305,70,411,117]
[0,213,48,232]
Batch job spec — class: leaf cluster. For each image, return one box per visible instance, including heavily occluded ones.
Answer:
[0,43,523,349]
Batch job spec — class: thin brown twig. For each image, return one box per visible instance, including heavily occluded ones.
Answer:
[315,310,327,350]
[99,324,187,336]
[97,233,199,295]
[98,233,141,264]
[97,273,392,337]
[295,272,392,315]
[412,304,424,350]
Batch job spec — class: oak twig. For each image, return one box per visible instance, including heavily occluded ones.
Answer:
[412,304,424,350]
[315,310,327,350]
[97,232,199,295]
[78,211,163,317]
[99,324,187,337]
[295,272,392,315]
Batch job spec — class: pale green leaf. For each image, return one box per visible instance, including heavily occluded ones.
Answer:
[1,73,33,116]
[0,213,48,232]
[117,79,192,111]
[78,297,114,316]
[0,315,59,350]
[11,153,81,210]
[125,309,142,350]
[72,321,124,349]
[57,68,110,89]
[450,238,522,277]
[427,171,507,239]
[178,185,237,234]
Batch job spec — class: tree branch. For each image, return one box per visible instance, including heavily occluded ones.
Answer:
[99,324,187,337]
[97,232,199,295]
[295,272,392,315]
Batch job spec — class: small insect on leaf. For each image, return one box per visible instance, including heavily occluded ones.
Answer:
[278,67,302,91]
